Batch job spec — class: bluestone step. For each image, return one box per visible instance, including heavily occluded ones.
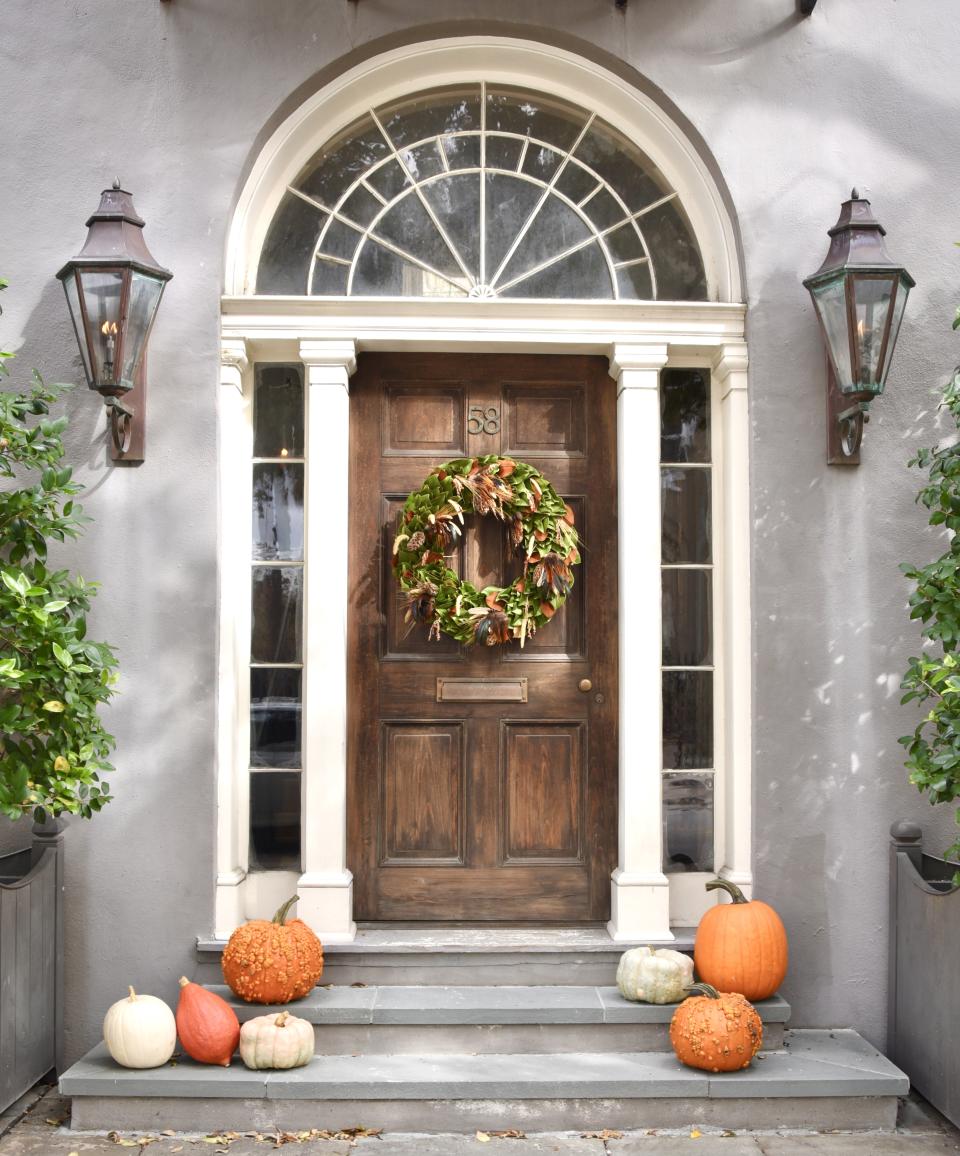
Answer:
[195,927,697,987]
[61,1029,907,1133]
[206,984,790,1052]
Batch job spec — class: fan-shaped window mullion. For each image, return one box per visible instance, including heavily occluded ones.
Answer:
[256,85,708,300]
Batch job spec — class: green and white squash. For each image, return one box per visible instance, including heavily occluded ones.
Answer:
[616,946,695,1004]
[239,1010,313,1070]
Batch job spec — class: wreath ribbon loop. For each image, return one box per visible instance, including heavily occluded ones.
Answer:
[392,455,580,647]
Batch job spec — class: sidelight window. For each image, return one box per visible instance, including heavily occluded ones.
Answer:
[256,84,707,301]
[660,368,714,875]
[248,363,305,870]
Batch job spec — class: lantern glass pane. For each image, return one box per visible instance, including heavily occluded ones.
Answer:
[879,277,910,388]
[853,276,896,389]
[811,274,854,392]
[120,273,165,387]
[76,270,124,386]
[61,271,93,386]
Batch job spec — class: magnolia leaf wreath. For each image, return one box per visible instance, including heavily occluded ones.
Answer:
[392,455,580,647]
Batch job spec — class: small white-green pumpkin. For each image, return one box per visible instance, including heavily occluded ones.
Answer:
[239,1010,313,1070]
[616,946,695,1004]
[103,986,177,1069]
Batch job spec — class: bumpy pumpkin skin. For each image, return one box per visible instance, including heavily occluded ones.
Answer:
[694,879,788,1001]
[222,895,324,1004]
[175,977,241,1066]
[669,984,763,1072]
[616,946,694,1004]
[103,987,176,1069]
[239,1010,313,1070]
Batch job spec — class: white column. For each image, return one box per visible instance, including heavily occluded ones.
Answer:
[297,339,358,942]
[607,343,673,941]
[713,343,753,897]
[215,338,252,937]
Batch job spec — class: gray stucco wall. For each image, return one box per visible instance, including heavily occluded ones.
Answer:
[3,0,960,1063]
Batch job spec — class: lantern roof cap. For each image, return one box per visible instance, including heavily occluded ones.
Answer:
[57,182,172,284]
[804,188,914,289]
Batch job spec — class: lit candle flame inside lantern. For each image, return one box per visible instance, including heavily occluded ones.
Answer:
[100,321,118,379]
[280,448,289,458]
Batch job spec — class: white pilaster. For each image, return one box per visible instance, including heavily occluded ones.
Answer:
[713,343,753,898]
[215,339,252,937]
[607,343,673,941]
[297,340,358,941]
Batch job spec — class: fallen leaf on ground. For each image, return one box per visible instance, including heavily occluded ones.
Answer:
[721,1131,736,1137]
[350,981,368,988]
[476,1132,491,1143]
[690,1128,702,1139]
[490,1130,526,1139]
[106,1135,139,1148]
[581,1130,623,1140]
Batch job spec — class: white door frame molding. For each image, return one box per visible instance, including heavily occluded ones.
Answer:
[216,33,748,941]
[217,301,750,942]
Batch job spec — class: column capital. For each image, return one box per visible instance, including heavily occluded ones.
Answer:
[299,339,358,379]
[608,343,670,382]
[220,338,249,391]
[712,342,749,391]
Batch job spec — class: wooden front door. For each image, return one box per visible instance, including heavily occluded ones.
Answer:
[347,353,618,922]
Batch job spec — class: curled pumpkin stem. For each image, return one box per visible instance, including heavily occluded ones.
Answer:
[683,982,721,1000]
[272,895,299,925]
[705,877,749,904]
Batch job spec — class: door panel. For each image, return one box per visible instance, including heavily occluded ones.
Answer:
[348,353,618,923]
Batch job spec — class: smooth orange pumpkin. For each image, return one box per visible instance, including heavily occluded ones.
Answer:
[669,982,762,1072]
[175,977,240,1066]
[694,878,788,1001]
[221,895,324,1004]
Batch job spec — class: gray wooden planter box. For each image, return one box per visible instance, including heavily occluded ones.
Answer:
[888,819,960,1129]
[0,820,65,1114]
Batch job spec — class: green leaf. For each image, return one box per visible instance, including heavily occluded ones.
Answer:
[42,700,65,713]
[52,642,73,668]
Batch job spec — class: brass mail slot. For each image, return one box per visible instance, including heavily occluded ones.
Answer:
[436,677,528,703]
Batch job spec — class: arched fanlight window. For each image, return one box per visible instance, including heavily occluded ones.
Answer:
[256,84,708,301]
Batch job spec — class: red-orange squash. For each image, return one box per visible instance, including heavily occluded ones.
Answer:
[694,878,788,1001]
[669,982,763,1072]
[175,977,240,1066]
[221,895,324,1004]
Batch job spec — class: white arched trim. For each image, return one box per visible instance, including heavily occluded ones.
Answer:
[225,37,742,303]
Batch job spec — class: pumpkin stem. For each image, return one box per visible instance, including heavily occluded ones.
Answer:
[127,986,137,1001]
[705,877,749,904]
[684,982,721,1000]
[275,1011,290,1028]
[178,976,191,988]
[272,895,299,925]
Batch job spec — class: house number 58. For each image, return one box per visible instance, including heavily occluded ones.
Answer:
[468,406,500,435]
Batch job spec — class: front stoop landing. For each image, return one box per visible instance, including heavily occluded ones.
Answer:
[60,981,907,1133]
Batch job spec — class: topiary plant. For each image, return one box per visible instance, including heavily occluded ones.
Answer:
[0,278,118,822]
[900,317,960,881]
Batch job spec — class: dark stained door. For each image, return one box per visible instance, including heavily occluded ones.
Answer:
[347,353,618,922]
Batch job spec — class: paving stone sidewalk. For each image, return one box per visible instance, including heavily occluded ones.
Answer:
[1,1087,958,1156]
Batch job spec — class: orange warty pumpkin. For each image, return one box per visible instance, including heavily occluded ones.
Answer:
[669,982,763,1072]
[694,878,788,1001]
[221,895,324,1004]
[175,977,240,1066]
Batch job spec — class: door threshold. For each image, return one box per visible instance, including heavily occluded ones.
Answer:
[327,926,695,953]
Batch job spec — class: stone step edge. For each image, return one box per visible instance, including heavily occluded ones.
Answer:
[196,928,698,956]
[205,984,791,1027]
[60,1030,908,1101]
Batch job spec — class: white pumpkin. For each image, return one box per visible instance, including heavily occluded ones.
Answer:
[616,946,695,1004]
[103,986,177,1069]
[239,1010,313,1070]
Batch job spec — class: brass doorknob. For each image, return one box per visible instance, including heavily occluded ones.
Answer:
[578,679,593,692]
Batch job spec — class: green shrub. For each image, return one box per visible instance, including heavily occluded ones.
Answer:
[0,279,117,821]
